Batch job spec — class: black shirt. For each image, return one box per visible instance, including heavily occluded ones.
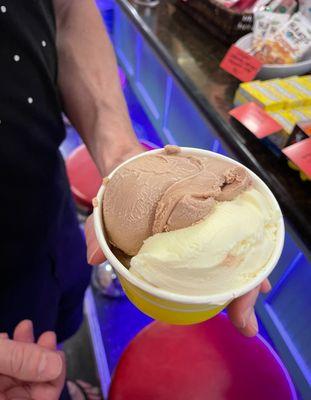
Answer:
[0,1,69,271]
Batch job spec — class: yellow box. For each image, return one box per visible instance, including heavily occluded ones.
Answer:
[274,82,308,108]
[291,107,311,121]
[299,75,311,89]
[239,81,286,111]
[282,78,311,107]
[269,111,297,134]
[234,76,311,117]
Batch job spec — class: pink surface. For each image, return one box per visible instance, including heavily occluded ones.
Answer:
[109,314,296,400]
[66,141,157,211]
[66,144,102,210]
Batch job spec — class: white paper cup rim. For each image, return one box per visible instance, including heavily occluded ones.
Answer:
[94,147,285,306]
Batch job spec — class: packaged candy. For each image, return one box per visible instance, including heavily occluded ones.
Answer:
[299,0,311,21]
[252,12,275,52]
[237,81,287,110]
[266,79,310,107]
[234,75,311,110]
[285,76,311,99]
[252,12,290,53]
[251,0,273,13]
[267,0,297,14]
[254,13,311,64]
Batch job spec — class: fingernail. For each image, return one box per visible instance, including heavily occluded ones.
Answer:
[24,320,33,330]
[263,280,272,294]
[88,246,104,265]
[248,311,258,334]
[87,248,97,265]
[260,280,272,295]
[38,353,63,380]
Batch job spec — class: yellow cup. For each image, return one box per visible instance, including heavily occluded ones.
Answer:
[94,148,284,325]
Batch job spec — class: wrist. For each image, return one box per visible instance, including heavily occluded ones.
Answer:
[95,134,144,176]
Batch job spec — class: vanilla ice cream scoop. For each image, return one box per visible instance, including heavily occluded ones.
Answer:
[130,187,279,295]
[103,146,251,256]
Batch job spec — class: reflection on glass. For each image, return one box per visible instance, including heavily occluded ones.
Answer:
[133,0,160,7]
[92,261,125,298]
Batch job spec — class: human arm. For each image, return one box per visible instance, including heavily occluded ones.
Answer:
[53,0,142,175]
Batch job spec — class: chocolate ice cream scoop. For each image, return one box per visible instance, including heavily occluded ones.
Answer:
[103,146,251,256]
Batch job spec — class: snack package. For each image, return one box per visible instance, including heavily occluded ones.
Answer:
[300,75,311,89]
[265,79,310,107]
[252,12,278,52]
[267,0,297,14]
[234,76,311,110]
[251,0,273,13]
[238,81,286,110]
[254,13,311,64]
[252,12,290,53]
[284,76,311,101]
[299,0,311,21]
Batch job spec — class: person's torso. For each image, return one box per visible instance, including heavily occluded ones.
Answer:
[0,0,69,268]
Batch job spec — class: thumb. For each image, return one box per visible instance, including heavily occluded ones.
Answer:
[0,338,63,382]
[85,214,106,265]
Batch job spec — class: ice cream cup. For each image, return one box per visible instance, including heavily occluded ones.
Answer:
[94,147,285,325]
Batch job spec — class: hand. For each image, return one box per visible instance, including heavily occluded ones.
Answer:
[85,216,271,337]
[227,279,271,337]
[0,320,65,400]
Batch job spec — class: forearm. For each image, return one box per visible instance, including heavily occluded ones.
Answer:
[54,0,140,174]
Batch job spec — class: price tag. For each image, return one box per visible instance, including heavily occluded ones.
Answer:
[229,102,282,138]
[282,137,311,178]
[220,45,262,82]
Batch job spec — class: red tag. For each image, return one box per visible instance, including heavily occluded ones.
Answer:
[220,45,262,82]
[282,137,311,178]
[229,102,282,138]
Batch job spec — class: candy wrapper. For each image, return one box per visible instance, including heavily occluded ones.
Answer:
[252,11,290,53]
[299,0,311,21]
[253,12,311,64]
[267,0,297,14]
[251,0,272,13]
